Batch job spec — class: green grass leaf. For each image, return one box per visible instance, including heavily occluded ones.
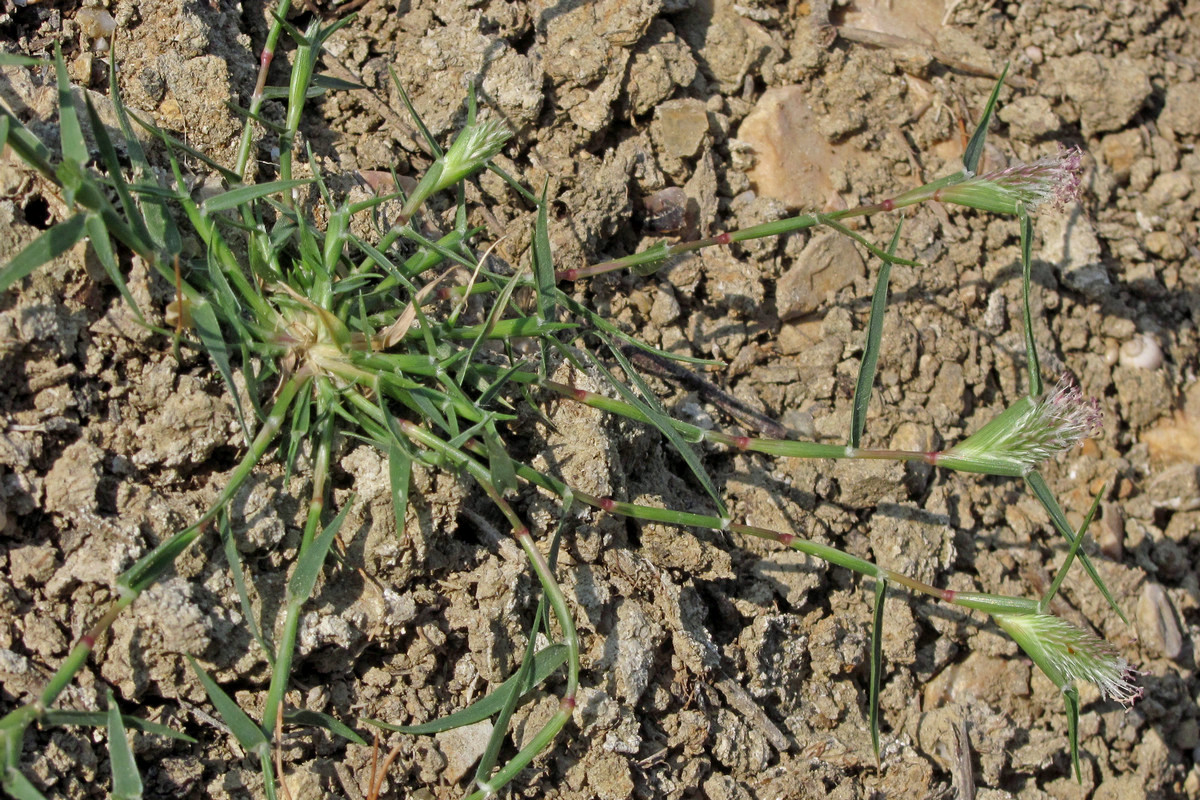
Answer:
[288,497,354,602]
[532,181,557,333]
[868,578,887,762]
[387,437,413,543]
[53,44,87,167]
[850,222,901,448]
[118,527,203,595]
[130,109,241,183]
[219,511,274,664]
[389,68,443,158]
[820,217,920,268]
[106,53,182,261]
[200,180,312,214]
[84,93,153,252]
[0,212,88,293]
[1,106,56,178]
[365,644,568,735]
[1064,686,1081,781]
[483,420,519,497]
[282,710,367,746]
[476,597,549,785]
[2,767,48,800]
[84,213,146,323]
[554,288,721,367]
[43,711,196,742]
[1040,487,1103,611]
[595,336,728,517]
[187,295,249,442]
[1025,471,1127,624]
[0,53,46,67]
[1018,207,1043,397]
[187,657,269,753]
[106,692,143,800]
[962,64,1009,175]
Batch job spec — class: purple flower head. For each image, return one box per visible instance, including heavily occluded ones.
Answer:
[889,146,1087,216]
[936,376,1102,477]
[975,146,1085,211]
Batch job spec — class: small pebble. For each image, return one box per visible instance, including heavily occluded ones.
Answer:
[1099,501,1124,561]
[77,8,116,40]
[1137,582,1183,661]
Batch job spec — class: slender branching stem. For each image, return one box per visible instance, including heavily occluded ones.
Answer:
[262,401,334,736]
[501,452,1040,616]
[235,0,293,180]
[543,380,937,464]
[382,418,579,798]
[555,203,889,282]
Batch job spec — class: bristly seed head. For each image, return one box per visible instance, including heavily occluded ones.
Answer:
[439,118,512,190]
[995,612,1142,708]
[936,375,1101,476]
[976,145,1084,211]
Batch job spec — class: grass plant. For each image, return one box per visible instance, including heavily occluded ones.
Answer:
[0,6,1135,797]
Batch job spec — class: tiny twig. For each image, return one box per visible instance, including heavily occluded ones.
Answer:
[618,344,791,439]
[952,716,976,800]
[834,26,1036,89]
[714,675,791,753]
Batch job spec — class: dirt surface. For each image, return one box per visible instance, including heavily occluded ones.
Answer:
[2,0,1200,798]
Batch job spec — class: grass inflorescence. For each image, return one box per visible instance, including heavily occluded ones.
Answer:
[1,5,1132,797]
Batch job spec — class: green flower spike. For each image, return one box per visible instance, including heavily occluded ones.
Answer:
[401,118,512,220]
[887,146,1084,216]
[438,118,513,189]
[994,612,1141,708]
[934,376,1101,477]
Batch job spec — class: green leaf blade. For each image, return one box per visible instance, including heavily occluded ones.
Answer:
[868,578,887,762]
[53,44,88,167]
[962,64,1009,175]
[200,180,311,214]
[0,213,89,293]
[106,692,144,800]
[366,644,568,736]
[851,222,901,448]
[282,710,366,746]
[287,498,354,602]
[1018,207,1043,397]
[187,656,269,753]
[1025,471,1127,624]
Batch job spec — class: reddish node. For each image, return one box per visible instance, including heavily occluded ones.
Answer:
[513,526,530,539]
[573,388,589,402]
[598,497,616,512]
[925,451,940,465]
[81,633,96,648]
[438,287,453,301]
[881,198,895,211]
[778,533,795,546]
[733,436,751,450]
[941,589,957,602]
[715,232,731,245]
[559,269,578,282]
[560,696,577,711]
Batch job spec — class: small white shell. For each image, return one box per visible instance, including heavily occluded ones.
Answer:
[1118,333,1163,370]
